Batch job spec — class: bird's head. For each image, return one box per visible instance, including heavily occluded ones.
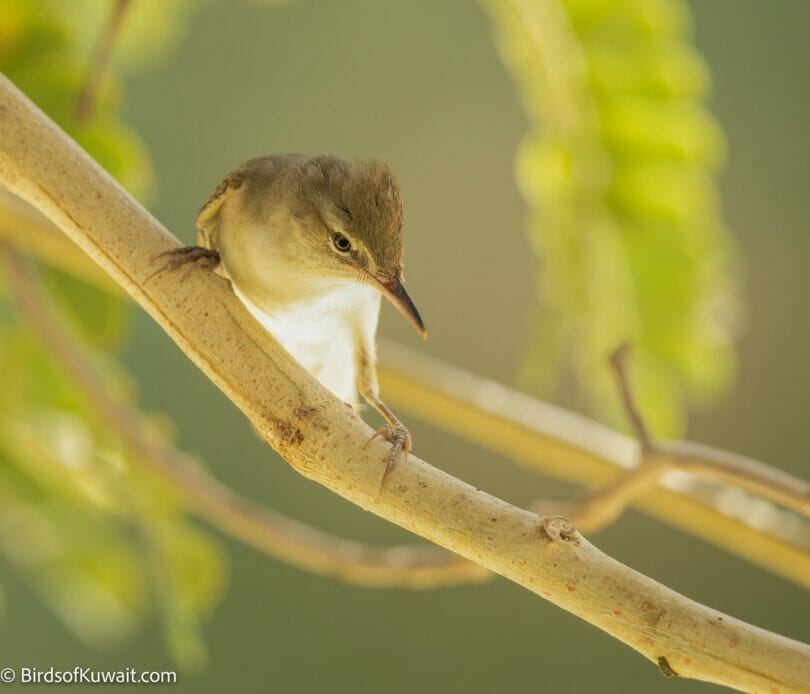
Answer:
[294,156,426,338]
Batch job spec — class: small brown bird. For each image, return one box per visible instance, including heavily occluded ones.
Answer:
[152,154,425,481]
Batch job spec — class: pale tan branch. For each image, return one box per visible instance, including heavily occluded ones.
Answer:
[0,191,122,293]
[532,429,810,535]
[377,341,810,587]
[1,74,809,691]
[1,247,486,589]
[535,345,810,533]
[574,345,810,531]
[5,201,810,589]
[655,440,810,517]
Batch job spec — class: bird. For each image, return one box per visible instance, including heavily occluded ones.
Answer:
[149,154,425,483]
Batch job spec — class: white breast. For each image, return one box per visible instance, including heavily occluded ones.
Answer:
[233,281,378,405]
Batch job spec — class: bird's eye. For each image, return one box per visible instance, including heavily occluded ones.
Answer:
[332,233,352,253]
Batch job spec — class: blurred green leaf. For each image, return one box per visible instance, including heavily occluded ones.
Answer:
[483,0,740,434]
[0,0,154,202]
[50,0,195,72]
[0,0,224,666]
[41,267,129,348]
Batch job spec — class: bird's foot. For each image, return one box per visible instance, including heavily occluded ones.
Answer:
[365,421,412,488]
[145,246,220,283]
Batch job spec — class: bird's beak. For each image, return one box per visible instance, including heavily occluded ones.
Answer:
[367,272,427,339]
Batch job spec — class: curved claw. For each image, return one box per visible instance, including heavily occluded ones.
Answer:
[365,423,412,489]
[145,246,220,284]
[363,426,386,450]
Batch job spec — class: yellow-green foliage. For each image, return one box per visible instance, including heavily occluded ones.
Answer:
[0,1,153,197]
[0,0,743,666]
[0,0,224,668]
[484,0,739,434]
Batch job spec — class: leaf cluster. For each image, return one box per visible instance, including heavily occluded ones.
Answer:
[0,0,225,666]
[485,0,740,433]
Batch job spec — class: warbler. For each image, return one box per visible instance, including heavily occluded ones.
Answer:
[152,154,425,481]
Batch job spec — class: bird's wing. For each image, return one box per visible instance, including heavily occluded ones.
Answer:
[195,166,248,247]
[195,154,311,248]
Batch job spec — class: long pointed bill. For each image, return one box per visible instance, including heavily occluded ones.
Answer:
[369,273,427,338]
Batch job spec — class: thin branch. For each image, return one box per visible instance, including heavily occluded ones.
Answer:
[609,343,653,450]
[3,198,810,589]
[547,344,810,532]
[376,341,810,587]
[2,73,809,692]
[0,247,486,589]
[654,440,810,517]
[76,0,131,123]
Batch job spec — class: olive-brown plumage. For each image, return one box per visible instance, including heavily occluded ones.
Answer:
[151,154,425,483]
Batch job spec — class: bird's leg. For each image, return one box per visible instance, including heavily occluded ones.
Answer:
[362,392,412,487]
[145,245,220,283]
[356,345,411,488]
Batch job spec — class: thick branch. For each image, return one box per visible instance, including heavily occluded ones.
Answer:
[0,191,122,293]
[377,342,810,587]
[5,200,810,588]
[1,74,809,691]
[1,247,486,589]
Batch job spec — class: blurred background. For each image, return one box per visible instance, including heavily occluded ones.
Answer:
[1,0,808,691]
